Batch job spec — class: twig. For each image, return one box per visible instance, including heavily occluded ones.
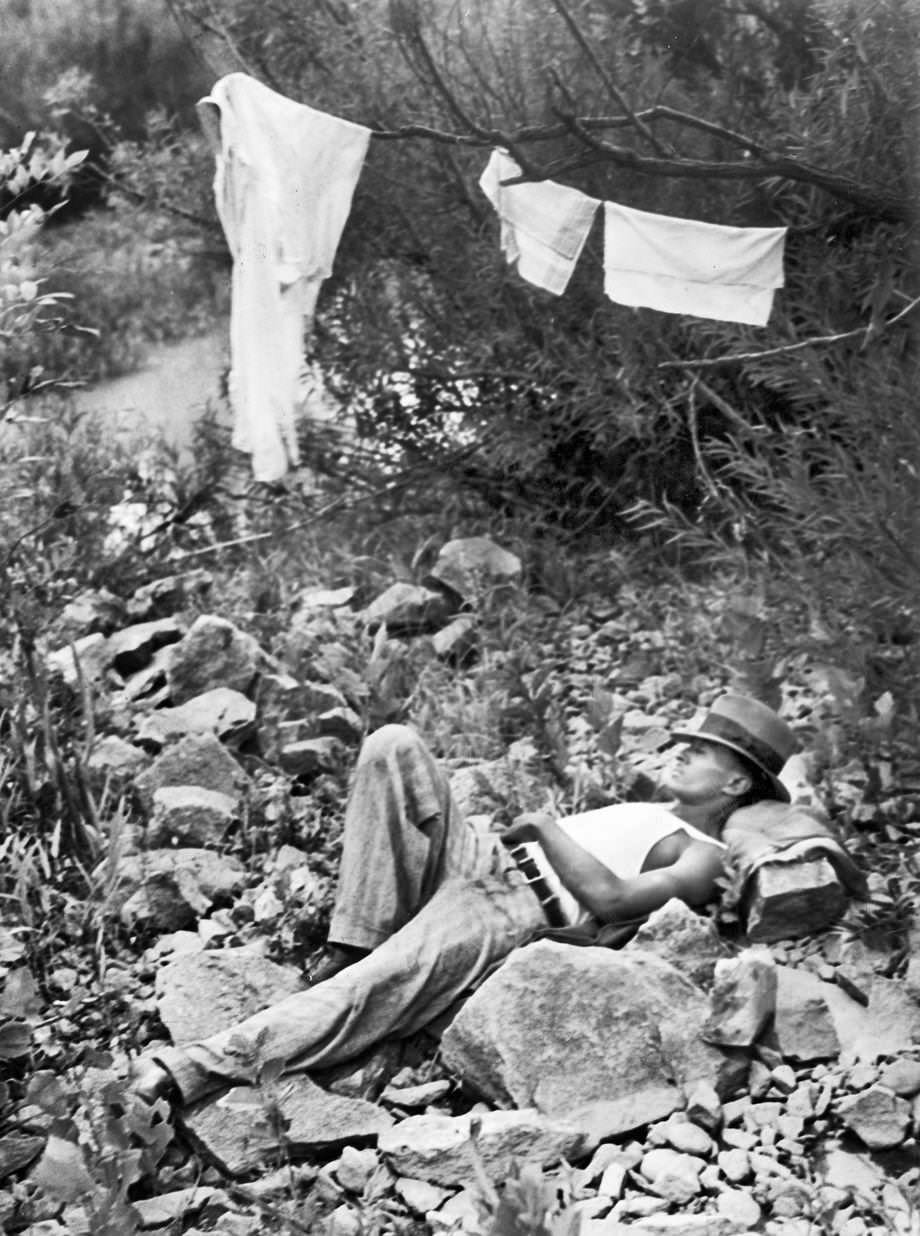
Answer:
[549,0,674,158]
[657,294,920,369]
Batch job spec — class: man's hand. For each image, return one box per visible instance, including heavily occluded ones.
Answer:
[499,811,555,847]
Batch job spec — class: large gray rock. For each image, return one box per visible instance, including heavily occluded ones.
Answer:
[135,733,250,807]
[135,688,256,750]
[166,615,267,704]
[155,950,304,1043]
[362,583,454,636]
[378,1109,587,1186]
[183,1075,392,1177]
[440,942,734,1137]
[426,537,522,604]
[147,785,240,847]
[626,899,729,989]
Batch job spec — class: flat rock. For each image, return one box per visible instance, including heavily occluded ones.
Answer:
[425,536,522,603]
[837,1085,912,1150]
[133,1186,226,1228]
[126,570,213,622]
[147,785,240,847]
[393,1176,453,1215]
[772,966,841,1061]
[278,736,343,776]
[183,1074,392,1176]
[167,615,266,704]
[363,583,455,636]
[107,617,185,676]
[702,950,777,1047]
[86,735,150,783]
[380,1080,452,1109]
[441,941,734,1137]
[135,688,256,750]
[155,950,304,1043]
[626,898,728,989]
[135,733,250,807]
[46,633,110,687]
[746,856,848,942]
[378,1109,587,1186]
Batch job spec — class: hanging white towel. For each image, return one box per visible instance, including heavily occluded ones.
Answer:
[479,149,599,296]
[603,201,787,326]
[198,73,370,481]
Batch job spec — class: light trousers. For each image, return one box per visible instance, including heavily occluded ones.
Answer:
[156,725,546,1103]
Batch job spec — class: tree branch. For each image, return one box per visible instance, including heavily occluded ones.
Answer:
[657,294,920,369]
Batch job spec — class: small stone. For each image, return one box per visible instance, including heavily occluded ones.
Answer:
[598,1160,628,1199]
[126,571,213,622]
[393,1176,453,1215]
[749,1059,772,1098]
[663,1117,713,1157]
[770,1064,798,1093]
[425,536,522,604]
[278,736,343,776]
[703,951,777,1047]
[335,1146,379,1193]
[109,849,246,932]
[315,707,363,744]
[628,898,728,989]
[363,583,454,636]
[745,1101,783,1129]
[685,1081,722,1132]
[721,1127,758,1151]
[879,1058,920,1097]
[640,1148,706,1203]
[718,1148,751,1183]
[838,1085,912,1149]
[717,1188,761,1228]
[55,587,125,639]
[326,1204,362,1236]
[380,1081,452,1110]
[132,1186,225,1227]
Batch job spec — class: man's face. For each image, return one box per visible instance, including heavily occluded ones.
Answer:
[660,737,752,806]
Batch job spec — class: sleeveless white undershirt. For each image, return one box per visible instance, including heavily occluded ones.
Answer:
[523,801,727,927]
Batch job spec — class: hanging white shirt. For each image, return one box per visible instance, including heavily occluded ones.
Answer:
[603,201,787,326]
[523,801,726,926]
[479,149,599,295]
[198,73,370,481]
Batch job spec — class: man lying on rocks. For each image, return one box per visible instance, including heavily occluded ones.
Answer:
[134,692,796,1108]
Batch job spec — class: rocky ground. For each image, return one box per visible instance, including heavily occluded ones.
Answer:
[2,535,920,1236]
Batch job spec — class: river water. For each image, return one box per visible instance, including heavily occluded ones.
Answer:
[76,327,230,460]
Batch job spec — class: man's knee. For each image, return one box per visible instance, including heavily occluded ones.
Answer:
[358,723,426,768]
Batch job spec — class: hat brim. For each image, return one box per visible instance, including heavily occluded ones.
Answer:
[670,728,790,803]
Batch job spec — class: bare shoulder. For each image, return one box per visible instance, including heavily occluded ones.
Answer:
[642,829,722,873]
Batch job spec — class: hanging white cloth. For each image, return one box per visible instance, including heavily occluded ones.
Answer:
[197,73,370,481]
[479,149,599,295]
[603,201,787,326]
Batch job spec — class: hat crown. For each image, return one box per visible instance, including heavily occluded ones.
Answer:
[695,693,796,776]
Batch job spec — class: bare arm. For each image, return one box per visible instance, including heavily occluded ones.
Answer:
[502,815,725,924]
